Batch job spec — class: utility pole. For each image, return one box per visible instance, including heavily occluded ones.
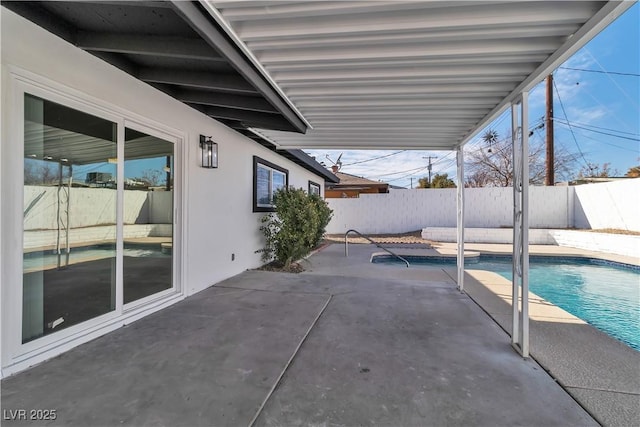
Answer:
[423,156,438,186]
[545,74,555,186]
[410,177,413,189]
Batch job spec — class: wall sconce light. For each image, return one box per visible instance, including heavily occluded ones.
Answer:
[199,135,218,168]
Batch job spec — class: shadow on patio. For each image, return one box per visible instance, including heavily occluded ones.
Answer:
[1,244,596,426]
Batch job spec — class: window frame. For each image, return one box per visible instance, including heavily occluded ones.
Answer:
[308,180,321,196]
[253,156,289,212]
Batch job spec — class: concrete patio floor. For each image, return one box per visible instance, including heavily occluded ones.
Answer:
[1,244,600,426]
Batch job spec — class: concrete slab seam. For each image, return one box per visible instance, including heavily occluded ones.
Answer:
[248,294,333,427]
[214,284,331,297]
[564,385,640,396]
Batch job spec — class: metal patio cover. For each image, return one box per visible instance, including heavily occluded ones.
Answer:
[4,1,631,153]
[208,0,631,150]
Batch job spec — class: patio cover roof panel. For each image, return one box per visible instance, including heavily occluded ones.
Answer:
[210,0,632,150]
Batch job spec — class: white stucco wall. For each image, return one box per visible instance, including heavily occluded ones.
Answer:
[1,10,325,374]
[327,186,572,234]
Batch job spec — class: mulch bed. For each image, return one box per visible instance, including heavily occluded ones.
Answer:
[257,260,305,273]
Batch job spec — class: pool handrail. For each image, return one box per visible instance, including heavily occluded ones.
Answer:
[344,229,410,268]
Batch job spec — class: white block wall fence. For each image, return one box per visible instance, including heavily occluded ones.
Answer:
[573,179,640,231]
[24,186,172,230]
[326,179,640,236]
[326,186,573,234]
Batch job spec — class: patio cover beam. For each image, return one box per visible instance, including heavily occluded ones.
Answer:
[191,105,295,132]
[76,32,227,61]
[171,0,307,133]
[174,88,278,113]
[138,68,258,95]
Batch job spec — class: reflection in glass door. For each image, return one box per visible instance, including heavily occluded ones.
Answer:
[23,94,117,343]
[123,128,173,304]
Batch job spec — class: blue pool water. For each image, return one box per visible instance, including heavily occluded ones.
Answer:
[24,243,169,272]
[374,255,640,350]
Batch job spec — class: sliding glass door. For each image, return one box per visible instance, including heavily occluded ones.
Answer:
[23,94,117,343]
[123,128,174,304]
[22,93,177,345]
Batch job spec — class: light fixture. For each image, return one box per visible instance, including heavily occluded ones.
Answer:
[199,135,218,168]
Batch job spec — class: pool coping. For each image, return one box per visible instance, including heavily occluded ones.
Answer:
[368,243,640,267]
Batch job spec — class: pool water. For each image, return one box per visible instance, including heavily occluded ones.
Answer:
[24,244,169,272]
[375,255,640,350]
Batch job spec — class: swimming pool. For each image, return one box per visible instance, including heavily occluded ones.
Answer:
[24,243,170,272]
[373,255,640,351]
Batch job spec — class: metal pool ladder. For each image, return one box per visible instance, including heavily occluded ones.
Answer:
[344,229,410,268]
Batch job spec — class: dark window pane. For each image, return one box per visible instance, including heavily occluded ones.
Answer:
[257,165,270,206]
[272,170,286,196]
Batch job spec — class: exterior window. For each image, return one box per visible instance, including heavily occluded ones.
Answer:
[253,156,288,212]
[309,181,321,196]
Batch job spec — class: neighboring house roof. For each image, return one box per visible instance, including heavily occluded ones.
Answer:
[280,149,340,183]
[328,172,388,189]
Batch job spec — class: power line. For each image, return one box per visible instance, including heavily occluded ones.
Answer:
[342,150,406,166]
[557,127,640,153]
[584,48,640,111]
[558,66,640,77]
[385,165,430,183]
[565,76,638,133]
[558,127,640,153]
[554,120,640,142]
[367,164,430,178]
[551,118,639,137]
[553,78,591,169]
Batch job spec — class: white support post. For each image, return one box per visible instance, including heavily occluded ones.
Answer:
[511,93,530,358]
[511,103,520,347]
[456,146,465,292]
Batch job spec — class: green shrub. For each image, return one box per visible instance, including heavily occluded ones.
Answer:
[309,193,333,248]
[257,187,333,268]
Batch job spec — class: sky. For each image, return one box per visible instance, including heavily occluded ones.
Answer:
[305,3,640,188]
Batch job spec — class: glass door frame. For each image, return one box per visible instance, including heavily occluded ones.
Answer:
[4,70,184,367]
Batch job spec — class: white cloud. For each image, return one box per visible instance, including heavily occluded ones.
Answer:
[566,105,608,124]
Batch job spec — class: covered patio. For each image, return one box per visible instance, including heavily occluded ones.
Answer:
[2,244,600,426]
[205,0,634,358]
[2,1,637,426]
